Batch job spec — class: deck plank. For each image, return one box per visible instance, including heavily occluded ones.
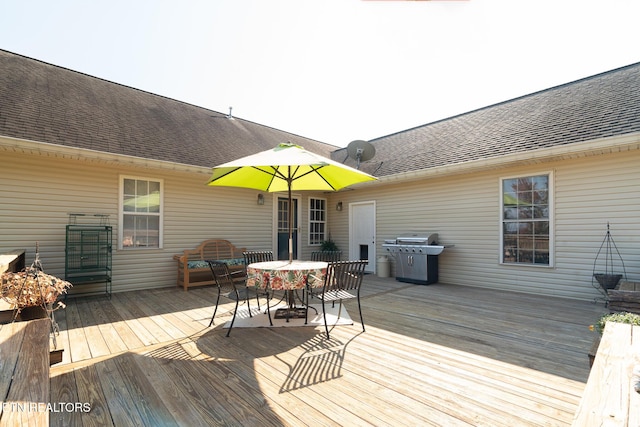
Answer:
[149,287,214,326]
[84,298,132,353]
[109,292,161,348]
[133,344,234,427]
[92,357,149,426]
[49,369,81,427]
[125,291,193,341]
[111,352,180,426]
[2,319,50,427]
[196,329,355,427]
[75,299,112,358]
[63,300,93,361]
[74,364,115,427]
[249,329,447,426]
[48,278,608,426]
[0,322,25,407]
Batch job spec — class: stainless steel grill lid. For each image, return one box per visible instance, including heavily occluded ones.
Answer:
[395,233,438,245]
[382,233,444,255]
[382,232,448,285]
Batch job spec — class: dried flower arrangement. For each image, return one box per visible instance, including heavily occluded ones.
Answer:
[1,266,72,311]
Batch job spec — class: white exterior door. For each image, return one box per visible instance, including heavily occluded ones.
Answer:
[349,201,376,272]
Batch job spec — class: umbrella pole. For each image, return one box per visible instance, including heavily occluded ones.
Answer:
[288,178,293,262]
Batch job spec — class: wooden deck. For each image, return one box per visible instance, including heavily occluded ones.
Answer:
[48,276,607,426]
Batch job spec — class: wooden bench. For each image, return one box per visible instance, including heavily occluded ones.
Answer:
[573,322,640,426]
[173,239,246,291]
[0,318,50,425]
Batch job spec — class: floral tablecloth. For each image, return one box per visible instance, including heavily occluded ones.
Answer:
[246,260,327,291]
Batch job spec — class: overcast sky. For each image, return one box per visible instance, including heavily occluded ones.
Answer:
[2,0,639,147]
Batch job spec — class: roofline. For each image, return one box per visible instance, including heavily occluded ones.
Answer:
[0,49,339,149]
[358,132,640,187]
[366,61,640,143]
[0,135,211,175]
[4,131,640,187]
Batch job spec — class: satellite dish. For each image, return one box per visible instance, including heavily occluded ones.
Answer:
[347,140,375,169]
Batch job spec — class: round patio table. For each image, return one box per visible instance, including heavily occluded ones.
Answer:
[246,260,328,321]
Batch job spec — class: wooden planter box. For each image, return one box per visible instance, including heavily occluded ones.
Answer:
[0,305,63,365]
[588,335,601,368]
[0,305,47,323]
[608,280,640,314]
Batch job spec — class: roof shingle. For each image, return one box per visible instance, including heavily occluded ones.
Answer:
[0,49,336,168]
[2,49,638,178]
[335,63,640,176]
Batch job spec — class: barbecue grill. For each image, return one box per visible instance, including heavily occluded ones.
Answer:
[382,232,446,285]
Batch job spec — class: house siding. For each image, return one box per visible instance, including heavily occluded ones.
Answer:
[3,51,640,300]
[328,149,640,301]
[2,146,638,300]
[0,150,278,293]
[1,148,333,293]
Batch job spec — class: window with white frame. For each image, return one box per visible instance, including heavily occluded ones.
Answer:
[120,177,163,249]
[308,198,326,245]
[501,173,551,266]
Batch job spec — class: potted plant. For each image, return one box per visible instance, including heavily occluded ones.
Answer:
[590,311,640,335]
[312,239,342,262]
[320,239,339,252]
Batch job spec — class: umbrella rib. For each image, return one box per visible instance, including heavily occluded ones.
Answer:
[299,165,338,191]
[209,166,243,183]
[212,164,343,192]
[244,165,296,191]
[207,142,376,263]
[251,165,292,181]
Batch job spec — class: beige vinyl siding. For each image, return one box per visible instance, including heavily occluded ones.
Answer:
[0,150,275,293]
[553,150,640,297]
[2,145,638,300]
[1,154,117,280]
[328,149,640,301]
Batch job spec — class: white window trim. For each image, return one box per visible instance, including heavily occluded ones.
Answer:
[118,175,164,250]
[308,197,327,246]
[499,171,554,267]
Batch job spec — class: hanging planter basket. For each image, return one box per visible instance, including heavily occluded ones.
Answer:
[593,273,623,290]
[0,243,72,350]
[1,268,72,309]
[591,223,627,300]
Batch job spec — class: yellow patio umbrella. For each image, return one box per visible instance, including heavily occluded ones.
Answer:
[207,142,377,262]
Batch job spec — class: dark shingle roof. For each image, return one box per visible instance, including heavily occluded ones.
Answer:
[335,63,640,177]
[3,49,638,177]
[0,49,336,167]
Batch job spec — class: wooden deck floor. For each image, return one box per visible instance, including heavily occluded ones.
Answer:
[48,277,607,426]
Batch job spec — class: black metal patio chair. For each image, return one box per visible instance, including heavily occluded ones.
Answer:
[310,260,368,339]
[207,260,249,337]
[243,250,277,309]
[311,250,342,262]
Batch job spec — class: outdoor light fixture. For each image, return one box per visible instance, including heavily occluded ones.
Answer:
[336,202,343,211]
[257,194,264,205]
